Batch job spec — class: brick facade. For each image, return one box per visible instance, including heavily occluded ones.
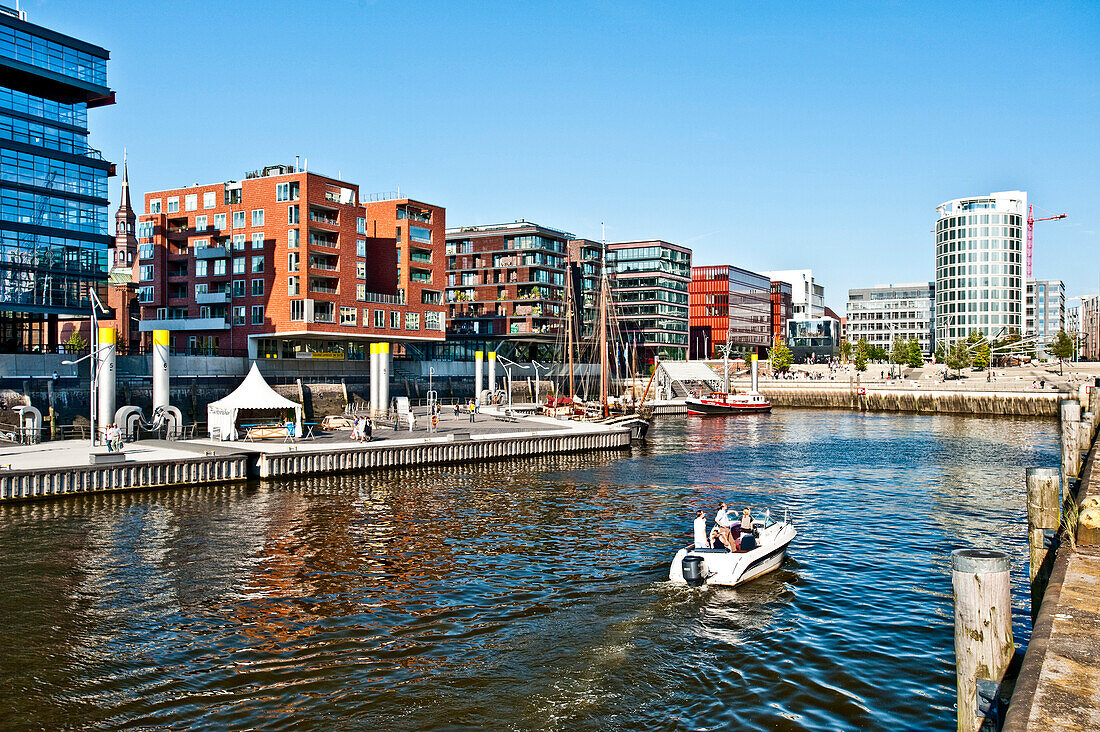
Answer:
[134,166,446,358]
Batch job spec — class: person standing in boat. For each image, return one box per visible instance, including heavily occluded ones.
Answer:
[715,503,736,551]
[693,510,709,549]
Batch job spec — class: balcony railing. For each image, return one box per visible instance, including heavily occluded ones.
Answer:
[360,290,406,305]
[138,317,230,331]
[196,291,228,304]
[195,246,228,259]
[308,211,339,225]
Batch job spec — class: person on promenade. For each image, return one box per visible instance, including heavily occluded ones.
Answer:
[468,400,476,423]
[365,417,373,441]
[693,510,709,549]
[407,410,416,432]
[453,402,461,418]
[475,396,481,415]
[350,417,360,442]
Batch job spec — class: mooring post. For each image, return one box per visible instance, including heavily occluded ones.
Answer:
[952,548,1014,732]
[1025,467,1060,621]
[1061,400,1081,490]
[1079,415,1094,462]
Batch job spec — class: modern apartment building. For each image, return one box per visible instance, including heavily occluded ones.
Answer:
[846,282,935,356]
[1082,296,1099,361]
[443,221,570,361]
[608,240,691,363]
[135,164,446,359]
[688,264,771,359]
[762,269,824,318]
[770,280,793,344]
[0,6,115,351]
[1025,279,1065,357]
[935,191,1026,347]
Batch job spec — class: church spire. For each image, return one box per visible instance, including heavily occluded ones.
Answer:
[113,149,136,271]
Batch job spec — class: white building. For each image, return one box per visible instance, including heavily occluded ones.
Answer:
[1025,279,1065,357]
[846,282,935,356]
[762,269,824,318]
[935,191,1026,346]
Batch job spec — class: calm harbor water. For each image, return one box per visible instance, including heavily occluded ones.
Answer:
[0,410,1058,731]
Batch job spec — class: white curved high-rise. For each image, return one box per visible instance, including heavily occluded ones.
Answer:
[934,191,1027,347]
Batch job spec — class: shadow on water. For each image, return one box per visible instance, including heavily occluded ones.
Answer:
[0,410,1058,731]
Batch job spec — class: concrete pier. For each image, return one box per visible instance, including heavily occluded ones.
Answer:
[0,411,630,502]
[1003,391,1100,730]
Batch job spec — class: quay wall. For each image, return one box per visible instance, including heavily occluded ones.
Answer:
[0,453,250,502]
[259,428,631,479]
[759,387,1062,417]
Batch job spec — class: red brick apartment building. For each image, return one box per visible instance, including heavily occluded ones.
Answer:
[442,221,570,360]
[134,164,446,359]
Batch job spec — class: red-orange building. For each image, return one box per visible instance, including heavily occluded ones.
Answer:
[689,265,772,358]
[134,164,446,359]
[771,280,793,344]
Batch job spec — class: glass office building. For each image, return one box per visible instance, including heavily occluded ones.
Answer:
[0,6,114,350]
[934,191,1026,348]
[608,240,691,363]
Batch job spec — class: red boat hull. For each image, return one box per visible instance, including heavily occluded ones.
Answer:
[685,397,772,415]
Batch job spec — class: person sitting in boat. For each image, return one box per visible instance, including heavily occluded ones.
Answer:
[709,526,732,551]
[693,510,709,549]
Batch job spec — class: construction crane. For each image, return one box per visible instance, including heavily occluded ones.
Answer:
[1026,204,1067,279]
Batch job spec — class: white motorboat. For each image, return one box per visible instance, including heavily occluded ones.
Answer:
[668,511,796,588]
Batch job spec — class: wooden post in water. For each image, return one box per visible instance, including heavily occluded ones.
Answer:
[952,548,1014,732]
[1025,467,1060,621]
[1061,400,1081,490]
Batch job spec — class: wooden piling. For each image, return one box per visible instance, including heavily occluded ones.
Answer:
[952,548,1014,732]
[1061,400,1081,488]
[1025,467,1059,621]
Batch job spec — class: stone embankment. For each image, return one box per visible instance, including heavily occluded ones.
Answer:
[1002,388,1100,730]
[759,386,1063,416]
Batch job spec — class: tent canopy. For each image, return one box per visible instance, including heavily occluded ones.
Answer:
[207,362,303,440]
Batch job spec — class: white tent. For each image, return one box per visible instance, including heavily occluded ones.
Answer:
[207,362,303,441]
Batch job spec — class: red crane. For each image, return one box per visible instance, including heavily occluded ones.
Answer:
[1026,204,1067,278]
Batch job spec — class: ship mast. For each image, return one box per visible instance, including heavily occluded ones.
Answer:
[599,223,609,417]
[564,247,575,403]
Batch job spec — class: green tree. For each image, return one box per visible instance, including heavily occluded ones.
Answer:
[906,338,924,368]
[870,345,889,362]
[65,331,87,353]
[890,336,909,367]
[853,338,869,372]
[1049,329,1075,375]
[768,339,793,373]
[934,343,945,364]
[943,340,971,376]
[839,340,852,362]
[973,341,990,370]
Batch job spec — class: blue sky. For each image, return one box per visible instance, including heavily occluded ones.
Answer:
[30,0,1100,311]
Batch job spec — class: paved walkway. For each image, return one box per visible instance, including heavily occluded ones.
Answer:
[0,407,585,471]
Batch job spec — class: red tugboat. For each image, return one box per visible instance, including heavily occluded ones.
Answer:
[685,352,772,415]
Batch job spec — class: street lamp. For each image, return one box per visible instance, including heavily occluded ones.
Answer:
[531,360,549,406]
[62,289,109,447]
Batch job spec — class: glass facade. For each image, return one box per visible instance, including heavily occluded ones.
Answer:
[609,241,691,362]
[0,9,112,349]
[934,192,1026,346]
[689,265,772,359]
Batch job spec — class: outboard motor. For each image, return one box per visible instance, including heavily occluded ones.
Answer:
[682,555,706,587]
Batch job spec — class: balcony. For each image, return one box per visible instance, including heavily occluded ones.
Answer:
[308,209,339,226]
[139,317,230,331]
[195,246,228,259]
[196,291,228,304]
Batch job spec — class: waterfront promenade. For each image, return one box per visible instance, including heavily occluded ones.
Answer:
[0,408,630,501]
